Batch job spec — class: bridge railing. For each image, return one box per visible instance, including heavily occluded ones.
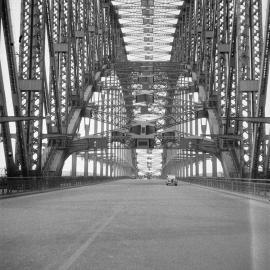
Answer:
[0,176,126,196]
[178,177,270,201]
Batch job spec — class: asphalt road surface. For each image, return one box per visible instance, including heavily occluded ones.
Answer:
[1,179,270,270]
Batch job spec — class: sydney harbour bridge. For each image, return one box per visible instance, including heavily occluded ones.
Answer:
[1,1,270,269]
[1,0,269,180]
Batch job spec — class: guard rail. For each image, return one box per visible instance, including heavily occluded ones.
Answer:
[179,177,270,200]
[0,176,126,196]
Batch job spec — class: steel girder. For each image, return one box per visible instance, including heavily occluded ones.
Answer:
[0,0,29,176]
[168,0,268,178]
[41,0,129,176]
[0,0,129,176]
[18,0,47,173]
[250,0,270,178]
[1,0,269,179]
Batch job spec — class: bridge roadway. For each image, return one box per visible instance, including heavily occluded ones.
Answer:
[1,179,270,270]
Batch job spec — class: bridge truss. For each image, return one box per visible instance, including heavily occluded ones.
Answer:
[0,0,270,179]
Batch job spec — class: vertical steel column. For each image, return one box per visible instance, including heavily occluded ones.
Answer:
[105,78,110,177]
[189,93,194,176]
[236,0,262,176]
[19,0,47,172]
[110,79,114,178]
[84,120,90,176]
[0,0,29,175]
[115,85,120,177]
[93,94,98,177]
[195,112,199,176]
[100,92,105,177]
[201,123,207,176]
[251,0,270,178]
[71,153,77,177]
[84,151,89,177]
[212,156,217,177]
[50,0,72,134]
[0,63,16,175]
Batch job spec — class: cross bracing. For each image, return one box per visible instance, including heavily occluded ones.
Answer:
[0,0,270,179]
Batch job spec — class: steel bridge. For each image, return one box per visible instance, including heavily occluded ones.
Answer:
[0,0,270,179]
[1,1,270,269]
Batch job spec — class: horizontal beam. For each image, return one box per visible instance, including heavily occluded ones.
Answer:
[222,117,270,123]
[0,116,44,123]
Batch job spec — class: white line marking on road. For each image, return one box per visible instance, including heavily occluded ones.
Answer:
[58,207,122,270]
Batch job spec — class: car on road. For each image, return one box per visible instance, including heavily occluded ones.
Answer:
[166,175,177,186]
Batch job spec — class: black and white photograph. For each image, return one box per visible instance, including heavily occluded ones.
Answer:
[0,0,270,269]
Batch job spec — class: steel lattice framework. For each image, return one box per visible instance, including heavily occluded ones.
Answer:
[0,0,270,179]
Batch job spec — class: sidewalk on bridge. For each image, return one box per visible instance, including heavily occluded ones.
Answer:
[180,181,270,204]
